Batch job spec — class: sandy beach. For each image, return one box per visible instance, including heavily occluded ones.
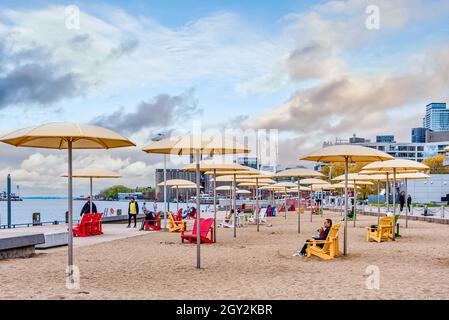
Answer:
[1,211,449,300]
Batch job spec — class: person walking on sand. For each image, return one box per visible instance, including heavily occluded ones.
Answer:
[399,191,406,213]
[407,194,412,213]
[127,197,139,228]
[80,196,97,216]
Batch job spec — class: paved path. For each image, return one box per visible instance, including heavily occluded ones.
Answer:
[0,223,151,249]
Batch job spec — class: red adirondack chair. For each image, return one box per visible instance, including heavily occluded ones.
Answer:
[72,213,93,237]
[90,213,104,235]
[144,211,162,231]
[181,218,214,244]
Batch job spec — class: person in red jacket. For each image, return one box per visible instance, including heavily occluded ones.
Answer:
[293,219,332,257]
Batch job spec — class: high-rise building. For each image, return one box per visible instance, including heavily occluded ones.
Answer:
[376,135,395,143]
[411,127,427,143]
[154,169,197,202]
[424,103,449,132]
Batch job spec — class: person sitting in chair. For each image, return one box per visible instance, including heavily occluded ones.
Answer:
[139,210,155,230]
[293,219,332,257]
[225,209,234,224]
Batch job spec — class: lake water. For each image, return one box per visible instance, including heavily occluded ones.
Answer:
[0,199,213,226]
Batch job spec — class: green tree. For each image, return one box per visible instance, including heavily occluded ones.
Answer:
[100,185,133,199]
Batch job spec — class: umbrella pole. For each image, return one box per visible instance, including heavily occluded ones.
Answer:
[176,186,179,212]
[405,178,408,228]
[377,181,380,225]
[310,186,313,222]
[67,140,74,283]
[297,181,301,234]
[344,157,349,256]
[213,169,217,243]
[284,187,287,220]
[195,149,201,269]
[256,178,260,232]
[90,177,93,213]
[233,174,237,238]
[386,174,390,212]
[392,168,397,241]
[353,180,357,227]
[163,154,167,230]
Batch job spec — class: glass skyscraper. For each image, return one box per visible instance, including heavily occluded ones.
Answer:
[424,103,449,132]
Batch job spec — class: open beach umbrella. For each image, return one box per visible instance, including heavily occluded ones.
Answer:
[210,169,259,237]
[360,169,419,215]
[158,179,196,212]
[171,184,202,211]
[270,182,297,219]
[236,189,251,194]
[333,173,374,226]
[364,170,430,228]
[182,161,248,242]
[301,145,393,255]
[142,134,250,269]
[234,174,275,232]
[362,159,429,239]
[276,168,324,233]
[0,122,135,281]
[299,178,328,223]
[62,168,121,213]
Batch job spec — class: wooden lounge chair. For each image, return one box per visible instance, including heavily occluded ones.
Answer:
[366,216,393,242]
[181,218,214,244]
[305,223,341,260]
[72,213,93,237]
[144,211,162,231]
[168,211,187,232]
[90,213,103,235]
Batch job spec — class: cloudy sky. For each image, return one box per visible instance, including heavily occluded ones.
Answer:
[1,0,449,196]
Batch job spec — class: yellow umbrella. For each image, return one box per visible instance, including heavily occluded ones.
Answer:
[332,173,375,226]
[0,122,134,281]
[269,182,297,219]
[276,168,324,233]
[182,160,249,242]
[209,169,262,234]
[62,168,121,213]
[216,185,235,191]
[142,134,250,269]
[301,145,393,255]
[236,189,251,195]
[298,178,328,222]
[238,182,270,187]
[158,179,196,212]
[362,159,429,239]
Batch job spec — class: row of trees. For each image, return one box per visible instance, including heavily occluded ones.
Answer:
[99,185,155,200]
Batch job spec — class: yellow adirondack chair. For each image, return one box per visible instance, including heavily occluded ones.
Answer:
[167,211,186,233]
[366,216,393,242]
[305,223,341,260]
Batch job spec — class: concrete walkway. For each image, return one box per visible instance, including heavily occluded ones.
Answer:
[0,223,152,250]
